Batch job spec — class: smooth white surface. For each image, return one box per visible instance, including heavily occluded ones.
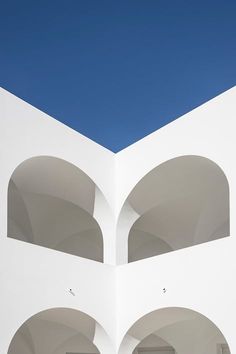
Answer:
[0,87,236,353]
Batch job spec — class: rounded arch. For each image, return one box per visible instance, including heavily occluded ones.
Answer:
[117,155,230,263]
[7,307,108,354]
[7,156,105,262]
[118,307,231,354]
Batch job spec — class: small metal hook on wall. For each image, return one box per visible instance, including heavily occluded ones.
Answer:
[69,288,75,296]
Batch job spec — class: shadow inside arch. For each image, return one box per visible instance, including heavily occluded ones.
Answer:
[118,306,231,354]
[117,155,230,263]
[7,155,110,262]
[7,307,112,354]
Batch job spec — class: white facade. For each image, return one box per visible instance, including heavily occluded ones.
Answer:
[0,87,235,354]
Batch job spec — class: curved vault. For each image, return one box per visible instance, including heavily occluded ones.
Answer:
[7,307,101,354]
[8,156,104,262]
[119,307,231,354]
[120,155,230,262]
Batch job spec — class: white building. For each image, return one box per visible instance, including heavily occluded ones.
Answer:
[0,86,235,354]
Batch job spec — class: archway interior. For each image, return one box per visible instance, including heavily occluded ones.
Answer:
[8,157,103,262]
[125,307,231,354]
[128,156,229,262]
[8,308,100,354]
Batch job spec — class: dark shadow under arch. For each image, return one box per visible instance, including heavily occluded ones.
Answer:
[121,155,230,262]
[119,306,231,354]
[7,307,102,354]
[7,156,104,262]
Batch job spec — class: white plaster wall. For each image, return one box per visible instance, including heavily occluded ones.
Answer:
[114,87,236,353]
[116,237,235,352]
[0,238,116,353]
[0,87,117,264]
[0,88,114,202]
[1,87,236,354]
[115,86,236,235]
[116,87,236,201]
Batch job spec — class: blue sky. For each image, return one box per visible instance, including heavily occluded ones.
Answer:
[0,1,236,152]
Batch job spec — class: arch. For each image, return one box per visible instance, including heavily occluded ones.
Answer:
[117,155,230,263]
[7,307,106,354]
[7,156,104,262]
[118,307,231,354]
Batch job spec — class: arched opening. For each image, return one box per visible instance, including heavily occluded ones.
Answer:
[8,156,104,262]
[8,308,101,354]
[126,156,229,262]
[119,307,231,354]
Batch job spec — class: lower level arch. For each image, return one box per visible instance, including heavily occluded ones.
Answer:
[7,307,106,354]
[119,307,231,354]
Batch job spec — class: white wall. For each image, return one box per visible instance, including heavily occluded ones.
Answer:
[115,87,236,353]
[116,238,235,353]
[115,87,236,263]
[0,238,116,353]
[0,88,117,264]
[1,87,236,354]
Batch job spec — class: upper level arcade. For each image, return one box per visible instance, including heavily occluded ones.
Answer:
[8,156,104,262]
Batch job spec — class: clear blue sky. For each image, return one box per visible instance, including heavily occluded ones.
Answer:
[1,1,236,152]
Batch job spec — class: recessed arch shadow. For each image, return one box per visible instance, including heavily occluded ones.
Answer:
[117,155,230,263]
[7,156,105,262]
[118,307,231,354]
[7,307,106,354]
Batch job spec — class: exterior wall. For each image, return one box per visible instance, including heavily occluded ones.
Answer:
[114,87,236,352]
[0,237,116,353]
[0,88,117,353]
[0,87,235,353]
[116,238,236,352]
[115,87,236,259]
[0,88,118,265]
